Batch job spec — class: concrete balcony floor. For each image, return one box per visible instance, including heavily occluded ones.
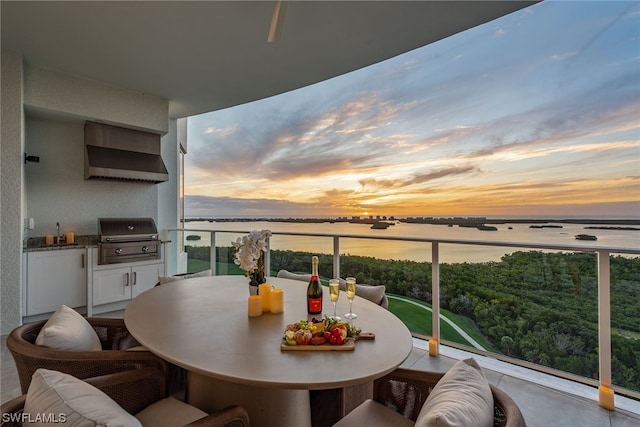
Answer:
[2,312,639,426]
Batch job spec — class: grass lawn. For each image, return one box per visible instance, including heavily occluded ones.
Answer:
[388,297,472,345]
[387,295,498,352]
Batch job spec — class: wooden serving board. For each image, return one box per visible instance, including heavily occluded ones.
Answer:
[280,332,374,351]
[281,338,355,351]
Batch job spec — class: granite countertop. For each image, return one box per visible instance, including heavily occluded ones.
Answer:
[24,236,171,252]
[24,235,100,252]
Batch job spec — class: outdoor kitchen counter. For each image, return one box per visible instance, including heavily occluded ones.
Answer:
[23,235,100,251]
[24,236,171,251]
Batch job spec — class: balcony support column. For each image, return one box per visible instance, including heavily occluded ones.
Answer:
[430,242,440,356]
[597,250,614,410]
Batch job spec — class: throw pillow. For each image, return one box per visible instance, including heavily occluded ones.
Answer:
[35,305,102,351]
[23,369,142,427]
[158,269,212,285]
[415,358,493,427]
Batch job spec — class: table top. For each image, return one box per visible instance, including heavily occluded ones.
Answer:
[124,275,413,390]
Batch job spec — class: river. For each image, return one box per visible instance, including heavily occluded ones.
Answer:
[179,220,640,263]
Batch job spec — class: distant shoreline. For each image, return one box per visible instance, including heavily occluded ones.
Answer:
[184,217,640,227]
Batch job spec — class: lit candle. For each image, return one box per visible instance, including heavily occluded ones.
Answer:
[258,283,272,312]
[428,339,438,356]
[270,288,284,314]
[45,235,54,245]
[248,295,262,317]
[65,232,75,244]
[599,385,614,410]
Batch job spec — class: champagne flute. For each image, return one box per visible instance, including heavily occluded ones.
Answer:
[344,277,357,320]
[329,279,341,320]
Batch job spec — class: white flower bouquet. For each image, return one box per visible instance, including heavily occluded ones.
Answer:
[232,229,272,286]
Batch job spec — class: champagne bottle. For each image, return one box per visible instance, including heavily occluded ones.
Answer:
[307,256,323,315]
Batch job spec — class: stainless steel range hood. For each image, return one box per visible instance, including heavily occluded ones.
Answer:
[84,121,169,183]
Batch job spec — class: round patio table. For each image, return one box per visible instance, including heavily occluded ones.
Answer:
[124,275,412,427]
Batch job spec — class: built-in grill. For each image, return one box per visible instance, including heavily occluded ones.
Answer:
[98,217,160,265]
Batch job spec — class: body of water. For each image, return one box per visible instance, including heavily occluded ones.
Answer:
[179,220,640,263]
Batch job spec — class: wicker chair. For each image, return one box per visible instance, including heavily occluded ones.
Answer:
[7,318,169,394]
[0,368,250,427]
[370,367,526,427]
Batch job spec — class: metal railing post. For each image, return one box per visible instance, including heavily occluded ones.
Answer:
[430,241,440,356]
[333,236,340,279]
[597,250,614,410]
[210,232,217,276]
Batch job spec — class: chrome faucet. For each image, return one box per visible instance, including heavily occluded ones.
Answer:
[56,222,61,244]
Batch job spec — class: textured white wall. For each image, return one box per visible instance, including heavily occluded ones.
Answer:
[1,57,179,332]
[1,50,25,334]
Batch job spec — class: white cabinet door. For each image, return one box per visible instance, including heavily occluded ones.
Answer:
[132,262,165,298]
[26,249,87,315]
[92,266,132,305]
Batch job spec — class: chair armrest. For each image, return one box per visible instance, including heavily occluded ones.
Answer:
[7,318,170,394]
[488,384,527,427]
[183,405,250,427]
[373,367,527,427]
[1,395,26,427]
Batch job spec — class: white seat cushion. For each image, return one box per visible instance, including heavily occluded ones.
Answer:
[24,369,141,427]
[415,358,493,427]
[135,396,208,427]
[334,399,414,427]
[35,305,102,351]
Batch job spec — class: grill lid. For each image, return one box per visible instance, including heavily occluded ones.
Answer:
[98,217,158,242]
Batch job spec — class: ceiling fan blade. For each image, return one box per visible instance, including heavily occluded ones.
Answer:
[268,0,289,42]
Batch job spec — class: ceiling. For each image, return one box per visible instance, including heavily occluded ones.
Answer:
[1,1,538,119]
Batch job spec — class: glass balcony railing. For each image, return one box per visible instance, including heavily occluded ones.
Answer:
[168,227,640,408]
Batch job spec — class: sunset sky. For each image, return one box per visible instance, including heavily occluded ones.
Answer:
[185,0,640,219]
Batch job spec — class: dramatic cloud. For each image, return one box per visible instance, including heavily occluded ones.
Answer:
[184,1,640,219]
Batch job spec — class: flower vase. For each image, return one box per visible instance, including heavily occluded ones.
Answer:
[248,283,259,296]
[248,256,266,295]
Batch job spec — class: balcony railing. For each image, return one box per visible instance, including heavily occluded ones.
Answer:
[167,227,640,409]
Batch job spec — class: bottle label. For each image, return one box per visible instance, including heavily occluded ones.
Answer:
[308,297,322,313]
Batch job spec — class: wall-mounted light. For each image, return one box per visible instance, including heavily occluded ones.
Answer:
[24,153,40,164]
